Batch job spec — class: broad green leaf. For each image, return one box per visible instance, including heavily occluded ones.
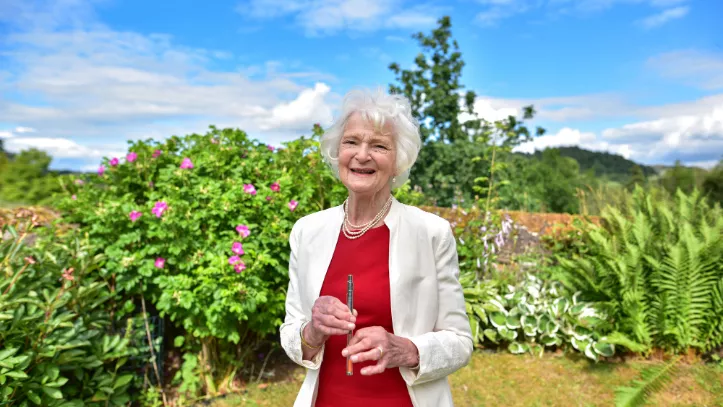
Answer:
[483,329,498,343]
[508,341,527,354]
[489,312,507,329]
[113,374,133,389]
[42,386,63,399]
[593,341,615,357]
[6,370,29,379]
[27,390,42,405]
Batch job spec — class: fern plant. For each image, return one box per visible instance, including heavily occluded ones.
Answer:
[552,187,723,355]
[614,356,683,407]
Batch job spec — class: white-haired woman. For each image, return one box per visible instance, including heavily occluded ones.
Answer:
[280,88,473,407]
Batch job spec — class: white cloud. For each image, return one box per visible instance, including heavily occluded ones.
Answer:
[514,127,633,159]
[3,136,126,160]
[474,0,691,26]
[0,2,342,171]
[513,100,723,166]
[257,83,334,131]
[237,0,440,35]
[637,6,689,28]
[468,93,631,123]
[647,50,723,91]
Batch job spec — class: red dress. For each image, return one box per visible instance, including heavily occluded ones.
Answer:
[314,225,414,407]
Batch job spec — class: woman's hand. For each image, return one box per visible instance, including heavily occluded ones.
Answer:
[304,295,357,347]
[342,326,420,375]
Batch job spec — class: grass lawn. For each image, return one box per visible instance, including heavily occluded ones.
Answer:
[208,351,722,407]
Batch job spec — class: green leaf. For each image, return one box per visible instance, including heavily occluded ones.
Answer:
[27,390,42,405]
[0,347,19,361]
[508,341,528,354]
[42,386,63,399]
[6,370,29,379]
[593,341,615,357]
[113,374,133,389]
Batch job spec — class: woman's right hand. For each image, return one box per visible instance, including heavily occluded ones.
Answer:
[304,295,357,347]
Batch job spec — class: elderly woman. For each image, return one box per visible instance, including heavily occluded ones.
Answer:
[279,88,473,407]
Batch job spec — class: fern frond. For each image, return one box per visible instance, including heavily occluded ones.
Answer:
[614,356,682,407]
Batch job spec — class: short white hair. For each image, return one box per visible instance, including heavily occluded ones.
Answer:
[320,87,422,189]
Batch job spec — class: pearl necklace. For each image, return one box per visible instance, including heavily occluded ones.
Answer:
[342,196,393,240]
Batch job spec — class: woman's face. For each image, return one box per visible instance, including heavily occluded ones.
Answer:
[338,112,397,197]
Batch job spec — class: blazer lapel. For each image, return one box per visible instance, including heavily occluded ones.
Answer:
[308,204,344,303]
[384,198,409,336]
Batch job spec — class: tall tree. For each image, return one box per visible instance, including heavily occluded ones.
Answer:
[387,16,543,207]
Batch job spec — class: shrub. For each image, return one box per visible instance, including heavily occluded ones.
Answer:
[0,223,143,406]
[552,186,723,355]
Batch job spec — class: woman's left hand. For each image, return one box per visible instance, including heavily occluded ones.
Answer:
[341,326,419,375]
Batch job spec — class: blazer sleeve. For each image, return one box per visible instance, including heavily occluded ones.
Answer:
[399,222,474,386]
[279,220,325,370]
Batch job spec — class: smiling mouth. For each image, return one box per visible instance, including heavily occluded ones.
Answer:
[351,168,376,175]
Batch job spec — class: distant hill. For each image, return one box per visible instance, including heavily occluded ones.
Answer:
[529,146,658,182]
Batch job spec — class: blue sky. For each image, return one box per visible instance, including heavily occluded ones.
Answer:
[1,0,722,172]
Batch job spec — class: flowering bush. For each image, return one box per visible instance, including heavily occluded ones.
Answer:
[55,124,424,397]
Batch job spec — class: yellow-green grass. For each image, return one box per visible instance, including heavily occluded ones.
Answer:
[207,351,722,407]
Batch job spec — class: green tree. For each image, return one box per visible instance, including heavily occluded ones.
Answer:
[387,16,543,207]
[626,164,646,191]
[702,159,723,205]
[0,148,62,205]
[659,160,697,196]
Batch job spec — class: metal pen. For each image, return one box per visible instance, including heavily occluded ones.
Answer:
[346,274,354,376]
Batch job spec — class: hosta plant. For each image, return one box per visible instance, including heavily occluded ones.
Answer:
[462,270,616,361]
[0,223,142,406]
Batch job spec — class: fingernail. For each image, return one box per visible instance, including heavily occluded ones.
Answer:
[351,355,358,362]
[348,323,355,329]
[342,349,348,357]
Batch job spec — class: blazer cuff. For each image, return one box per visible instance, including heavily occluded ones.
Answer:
[281,320,325,370]
[398,334,428,386]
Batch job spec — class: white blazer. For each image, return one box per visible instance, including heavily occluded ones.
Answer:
[279,197,474,407]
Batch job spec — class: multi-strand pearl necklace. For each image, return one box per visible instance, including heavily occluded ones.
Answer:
[342,196,393,240]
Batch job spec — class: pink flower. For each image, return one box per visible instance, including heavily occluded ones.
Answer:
[232,242,244,255]
[288,200,298,212]
[98,165,105,176]
[236,224,250,238]
[234,262,246,273]
[152,201,168,218]
[270,182,280,192]
[110,157,119,167]
[266,196,272,201]
[152,149,162,158]
[75,179,84,185]
[243,184,257,195]
[211,138,219,144]
[126,152,137,163]
[155,258,165,268]
[180,157,194,169]
[129,210,142,222]
[71,194,77,200]
[228,255,241,265]
[267,145,275,151]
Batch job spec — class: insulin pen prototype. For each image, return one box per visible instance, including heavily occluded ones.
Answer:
[346,274,354,376]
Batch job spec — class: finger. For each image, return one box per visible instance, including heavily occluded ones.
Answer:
[314,322,352,336]
[350,347,382,364]
[353,309,358,317]
[361,360,387,376]
[328,302,355,323]
[343,333,373,356]
[319,313,355,332]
